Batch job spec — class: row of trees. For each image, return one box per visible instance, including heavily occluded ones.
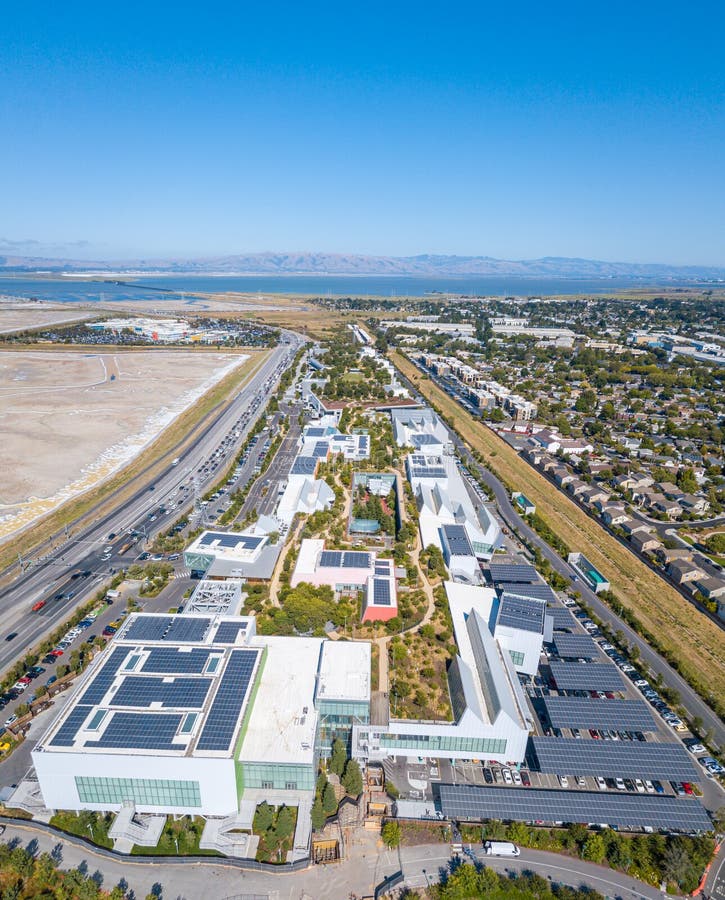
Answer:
[311,739,363,831]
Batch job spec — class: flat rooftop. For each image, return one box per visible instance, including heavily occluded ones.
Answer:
[40,614,264,758]
[317,641,371,703]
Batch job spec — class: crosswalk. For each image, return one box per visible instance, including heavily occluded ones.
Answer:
[173,568,191,580]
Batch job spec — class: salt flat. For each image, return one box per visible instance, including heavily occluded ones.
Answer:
[0,349,249,542]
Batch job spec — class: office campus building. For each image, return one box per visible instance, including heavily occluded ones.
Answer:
[33,613,370,827]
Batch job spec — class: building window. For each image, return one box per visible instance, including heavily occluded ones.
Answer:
[285,782,297,791]
[508,650,525,666]
[75,776,201,808]
[261,781,274,790]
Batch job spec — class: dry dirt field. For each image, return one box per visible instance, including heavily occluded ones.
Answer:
[0,348,249,542]
[0,300,99,334]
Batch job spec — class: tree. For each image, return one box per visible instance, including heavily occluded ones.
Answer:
[276,805,295,840]
[322,781,338,815]
[253,801,274,834]
[662,842,693,888]
[329,737,347,776]
[381,820,402,848]
[677,467,698,494]
[342,759,363,797]
[581,832,606,864]
[311,797,326,831]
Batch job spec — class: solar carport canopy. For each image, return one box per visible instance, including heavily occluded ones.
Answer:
[528,737,699,781]
[551,634,599,659]
[549,661,624,691]
[542,697,656,731]
[437,784,712,832]
[547,608,577,631]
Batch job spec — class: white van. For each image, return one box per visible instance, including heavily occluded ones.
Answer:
[484,841,520,857]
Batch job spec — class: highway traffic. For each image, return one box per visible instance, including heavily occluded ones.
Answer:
[0,334,304,677]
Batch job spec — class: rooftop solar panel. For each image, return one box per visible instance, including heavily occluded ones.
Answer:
[438,784,712,832]
[442,524,474,557]
[49,705,92,747]
[141,647,212,674]
[165,617,211,643]
[213,621,249,644]
[410,466,446,479]
[196,648,260,752]
[528,737,699,780]
[87,712,183,750]
[552,634,599,659]
[489,563,539,584]
[291,456,318,476]
[549,661,624,691]
[123,616,172,642]
[542,697,656,731]
[342,551,371,568]
[496,582,557,604]
[78,647,130,705]
[312,442,330,458]
[547,607,578,631]
[110,676,211,709]
[198,532,263,551]
[372,578,392,606]
[497,595,546,634]
[319,550,343,568]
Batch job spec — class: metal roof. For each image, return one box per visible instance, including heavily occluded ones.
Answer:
[549,661,624,691]
[542,697,656,731]
[437,784,711,832]
[551,634,599,659]
[528,737,699,780]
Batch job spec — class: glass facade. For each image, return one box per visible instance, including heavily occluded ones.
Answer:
[317,699,369,756]
[508,650,525,666]
[76,776,201,808]
[241,763,315,791]
[379,732,507,755]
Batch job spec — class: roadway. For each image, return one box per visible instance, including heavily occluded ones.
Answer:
[393,358,725,749]
[0,335,304,678]
[0,820,674,900]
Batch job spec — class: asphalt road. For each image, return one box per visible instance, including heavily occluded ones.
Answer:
[0,820,673,900]
[394,359,725,749]
[0,336,303,678]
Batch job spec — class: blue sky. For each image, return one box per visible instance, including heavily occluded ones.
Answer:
[1,1,723,264]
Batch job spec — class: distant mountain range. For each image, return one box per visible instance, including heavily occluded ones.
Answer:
[1,251,724,280]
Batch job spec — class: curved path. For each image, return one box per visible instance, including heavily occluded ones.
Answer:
[0,818,676,900]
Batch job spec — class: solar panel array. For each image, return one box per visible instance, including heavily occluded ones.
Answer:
[123,616,172,642]
[375,562,392,575]
[412,433,439,446]
[319,550,371,569]
[489,563,539,584]
[442,524,474,557]
[312,441,330,458]
[213,621,249,644]
[196,648,260,752]
[123,616,211,644]
[552,634,599,658]
[291,456,317,475]
[198,532,263,550]
[497,595,546,633]
[49,705,92,747]
[110,676,211,709]
[542,697,656,730]
[372,578,392,606]
[165,618,211,643]
[78,647,130,705]
[437,784,712,831]
[141,647,212,674]
[86,712,183,750]
[549,662,624,691]
[547,607,578,631]
[496,582,557,604]
[410,463,446,479]
[528,737,699,780]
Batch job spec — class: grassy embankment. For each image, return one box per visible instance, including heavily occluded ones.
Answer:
[391,349,725,711]
[0,350,268,575]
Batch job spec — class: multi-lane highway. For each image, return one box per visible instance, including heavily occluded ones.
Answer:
[0,334,304,677]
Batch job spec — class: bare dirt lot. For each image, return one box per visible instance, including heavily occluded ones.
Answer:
[0,349,249,542]
[0,300,99,334]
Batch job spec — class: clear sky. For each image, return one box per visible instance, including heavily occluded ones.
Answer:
[1,1,723,264]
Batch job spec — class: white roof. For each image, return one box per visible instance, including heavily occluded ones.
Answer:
[317,641,371,703]
[240,637,322,766]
